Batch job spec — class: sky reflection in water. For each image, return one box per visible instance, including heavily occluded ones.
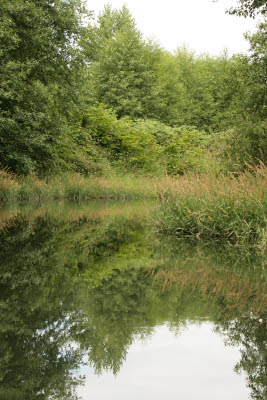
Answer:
[78,323,249,400]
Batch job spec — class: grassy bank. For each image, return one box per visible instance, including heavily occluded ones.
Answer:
[0,170,157,202]
[1,165,266,249]
[151,163,267,249]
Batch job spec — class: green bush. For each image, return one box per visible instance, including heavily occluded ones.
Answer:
[81,106,212,175]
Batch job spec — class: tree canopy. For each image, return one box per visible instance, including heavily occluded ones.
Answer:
[226,0,267,18]
[0,1,266,174]
[0,0,90,173]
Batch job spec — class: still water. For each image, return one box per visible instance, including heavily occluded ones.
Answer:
[0,200,266,400]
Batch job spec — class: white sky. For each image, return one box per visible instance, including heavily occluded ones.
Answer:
[86,0,261,55]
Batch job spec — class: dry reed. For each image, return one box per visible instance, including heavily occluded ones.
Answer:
[151,163,267,247]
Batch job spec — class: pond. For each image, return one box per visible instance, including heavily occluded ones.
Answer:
[0,200,266,400]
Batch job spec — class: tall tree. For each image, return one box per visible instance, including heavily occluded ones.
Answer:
[89,5,161,119]
[0,0,90,174]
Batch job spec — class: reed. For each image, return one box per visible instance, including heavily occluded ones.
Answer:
[0,170,157,202]
[1,165,266,249]
[151,163,267,248]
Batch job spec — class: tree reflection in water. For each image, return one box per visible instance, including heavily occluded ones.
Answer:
[0,201,265,399]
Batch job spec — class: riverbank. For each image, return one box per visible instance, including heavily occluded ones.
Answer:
[1,166,266,250]
[0,170,157,202]
[151,163,266,250]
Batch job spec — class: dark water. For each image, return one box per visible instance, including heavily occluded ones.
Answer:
[0,201,266,400]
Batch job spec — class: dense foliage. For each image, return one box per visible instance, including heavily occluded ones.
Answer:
[0,0,91,174]
[0,0,266,175]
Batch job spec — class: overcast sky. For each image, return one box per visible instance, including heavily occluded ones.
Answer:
[86,0,261,55]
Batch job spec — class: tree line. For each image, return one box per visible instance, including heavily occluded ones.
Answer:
[0,0,266,175]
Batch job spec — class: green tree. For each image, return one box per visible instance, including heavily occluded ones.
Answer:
[150,48,188,125]
[89,5,160,119]
[220,22,267,164]
[226,0,267,18]
[0,0,90,174]
[244,22,267,120]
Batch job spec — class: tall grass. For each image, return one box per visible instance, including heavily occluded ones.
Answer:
[0,170,157,202]
[151,162,267,248]
[1,165,266,248]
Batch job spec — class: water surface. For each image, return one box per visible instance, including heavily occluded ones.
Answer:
[0,200,266,400]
